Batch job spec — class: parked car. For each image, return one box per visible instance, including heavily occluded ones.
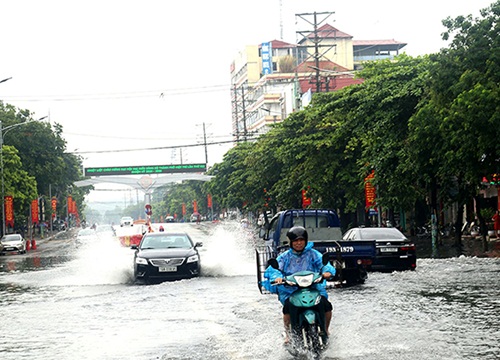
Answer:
[165,216,175,223]
[131,232,202,284]
[120,216,134,227]
[75,228,97,248]
[342,227,416,271]
[0,234,27,254]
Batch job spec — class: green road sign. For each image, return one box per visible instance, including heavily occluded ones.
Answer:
[84,163,207,177]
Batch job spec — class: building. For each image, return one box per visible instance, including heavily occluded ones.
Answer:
[230,23,406,139]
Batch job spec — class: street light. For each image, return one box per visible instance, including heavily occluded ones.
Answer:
[0,116,48,235]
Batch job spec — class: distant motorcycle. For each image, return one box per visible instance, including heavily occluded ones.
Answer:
[269,256,330,359]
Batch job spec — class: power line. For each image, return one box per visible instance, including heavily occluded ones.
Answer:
[1,78,307,103]
[63,131,232,141]
[69,137,253,155]
[1,84,232,102]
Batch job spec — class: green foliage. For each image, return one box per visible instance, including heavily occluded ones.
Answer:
[410,1,500,210]
[0,102,87,228]
[151,180,208,221]
[2,145,38,226]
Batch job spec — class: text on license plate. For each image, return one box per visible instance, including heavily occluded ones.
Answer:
[159,266,177,272]
[380,248,398,252]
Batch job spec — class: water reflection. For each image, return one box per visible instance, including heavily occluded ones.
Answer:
[0,255,73,273]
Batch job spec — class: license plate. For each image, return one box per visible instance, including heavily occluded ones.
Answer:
[380,247,398,252]
[159,266,177,272]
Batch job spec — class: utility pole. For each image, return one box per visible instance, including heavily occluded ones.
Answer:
[232,85,240,142]
[296,11,336,93]
[241,87,248,141]
[202,122,208,167]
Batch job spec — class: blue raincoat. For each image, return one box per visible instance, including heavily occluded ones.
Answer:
[262,242,336,305]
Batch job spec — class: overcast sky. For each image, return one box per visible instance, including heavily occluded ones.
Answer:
[0,0,494,204]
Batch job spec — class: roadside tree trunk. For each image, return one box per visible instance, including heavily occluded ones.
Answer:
[473,194,489,253]
[454,203,464,254]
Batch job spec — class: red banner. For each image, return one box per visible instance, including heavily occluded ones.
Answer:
[31,199,39,224]
[302,188,311,208]
[5,196,14,228]
[182,203,186,215]
[207,194,212,208]
[364,170,377,210]
[67,196,73,214]
[193,200,198,213]
[73,199,78,216]
[51,197,57,218]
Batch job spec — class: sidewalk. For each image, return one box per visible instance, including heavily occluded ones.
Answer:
[28,228,77,246]
[411,234,500,258]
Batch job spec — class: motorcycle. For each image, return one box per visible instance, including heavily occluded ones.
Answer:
[268,255,330,359]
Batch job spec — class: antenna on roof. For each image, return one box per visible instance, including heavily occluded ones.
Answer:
[279,0,283,40]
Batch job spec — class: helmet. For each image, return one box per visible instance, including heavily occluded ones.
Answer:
[286,226,308,244]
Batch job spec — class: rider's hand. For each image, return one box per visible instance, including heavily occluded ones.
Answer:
[322,272,332,280]
[274,277,284,284]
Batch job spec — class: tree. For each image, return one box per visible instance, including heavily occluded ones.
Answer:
[410,1,500,248]
[0,103,88,223]
[2,145,38,230]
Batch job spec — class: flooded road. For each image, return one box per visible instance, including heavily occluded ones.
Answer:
[0,222,499,360]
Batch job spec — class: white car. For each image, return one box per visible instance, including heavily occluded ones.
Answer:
[75,228,97,248]
[0,234,27,254]
[120,216,134,227]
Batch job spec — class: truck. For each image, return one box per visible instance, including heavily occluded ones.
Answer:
[256,209,376,288]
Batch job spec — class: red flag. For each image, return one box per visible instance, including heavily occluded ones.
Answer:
[302,189,311,208]
[364,170,376,210]
[51,197,57,218]
[31,199,39,224]
[67,196,73,214]
[5,196,14,228]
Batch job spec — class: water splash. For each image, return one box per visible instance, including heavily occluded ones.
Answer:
[51,235,134,286]
[199,221,257,277]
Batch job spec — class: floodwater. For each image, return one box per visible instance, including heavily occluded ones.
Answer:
[0,222,499,360]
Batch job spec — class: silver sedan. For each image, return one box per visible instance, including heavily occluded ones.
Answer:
[0,234,27,254]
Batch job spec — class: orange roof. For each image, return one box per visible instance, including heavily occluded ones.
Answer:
[299,77,363,94]
[299,23,353,43]
[296,59,351,73]
[259,39,297,49]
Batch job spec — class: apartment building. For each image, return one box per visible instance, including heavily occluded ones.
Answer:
[230,24,406,140]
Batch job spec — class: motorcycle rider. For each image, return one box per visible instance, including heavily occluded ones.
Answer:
[263,226,336,343]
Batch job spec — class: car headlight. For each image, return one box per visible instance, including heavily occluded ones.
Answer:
[135,257,148,265]
[186,254,199,263]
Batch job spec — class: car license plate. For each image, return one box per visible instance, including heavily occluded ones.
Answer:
[159,266,177,272]
[380,247,398,252]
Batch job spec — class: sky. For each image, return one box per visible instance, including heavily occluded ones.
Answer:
[0,0,495,205]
